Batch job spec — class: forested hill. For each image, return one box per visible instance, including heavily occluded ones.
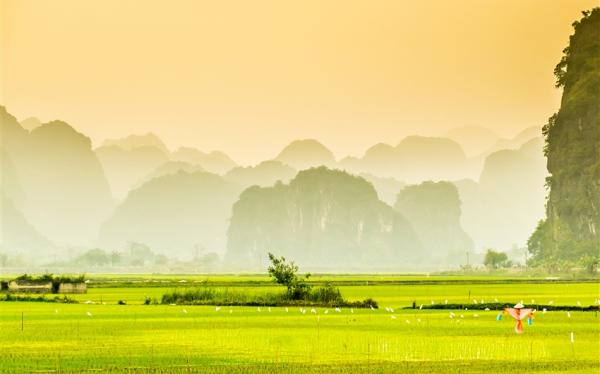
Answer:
[226,167,423,270]
[529,9,600,265]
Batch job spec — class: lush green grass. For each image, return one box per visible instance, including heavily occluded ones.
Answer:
[63,280,600,307]
[0,275,598,373]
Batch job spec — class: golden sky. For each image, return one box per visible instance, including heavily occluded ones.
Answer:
[1,0,596,164]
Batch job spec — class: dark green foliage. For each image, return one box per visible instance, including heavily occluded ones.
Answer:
[15,273,54,282]
[529,9,600,265]
[483,249,511,269]
[267,252,311,299]
[1,294,77,303]
[160,286,374,308]
[308,283,342,304]
[11,274,85,293]
[144,297,159,305]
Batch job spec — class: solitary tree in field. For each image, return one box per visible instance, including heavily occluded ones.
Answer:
[483,249,511,269]
[267,252,311,299]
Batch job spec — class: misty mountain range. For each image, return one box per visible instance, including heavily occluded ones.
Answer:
[1,105,546,269]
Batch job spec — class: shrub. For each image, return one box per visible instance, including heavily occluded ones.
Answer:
[267,253,312,300]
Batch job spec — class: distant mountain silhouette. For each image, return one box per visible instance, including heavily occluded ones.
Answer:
[95,144,169,199]
[1,106,114,245]
[340,136,469,183]
[20,117,43,131]
[394,181,473,266]
[1,194,53,254]
[103,132,169,153]
[454,141,547,252]
[0,149,24,209]
[445,126,501,157]
[224,160,297,188]
[359,173,405,206]
[226,167,423,270]
[99,171,243,255]
[134,161,204,189]
[479,126,542,158]
[171,147,238,174]
[275,139,336,170]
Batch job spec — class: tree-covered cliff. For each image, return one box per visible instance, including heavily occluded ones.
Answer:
[528,9,600,267]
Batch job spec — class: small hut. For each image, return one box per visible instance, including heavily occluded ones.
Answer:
[8,280,52,294]
[57,282,87,294]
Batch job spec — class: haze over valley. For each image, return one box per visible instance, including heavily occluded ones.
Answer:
[0,105,546,271]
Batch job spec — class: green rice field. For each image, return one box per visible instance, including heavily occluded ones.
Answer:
[0,275,598,373]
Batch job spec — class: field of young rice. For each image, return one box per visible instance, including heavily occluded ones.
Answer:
[0,276,598,373]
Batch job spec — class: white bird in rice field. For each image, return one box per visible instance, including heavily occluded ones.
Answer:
[285,307,289,313]
[311,308,317,314]
[257,307,261,312]
[215,306,221,312]
[444,300,448,305]
[350,308,354,314]
[268,307,271,312]
[335,307,341,313]
[419,304,423,310]
[370,305,375,311]
[182,309,188,314]
[460,314,464,318]
[390,315,396,320]
[405,320,411,324]
[576,301,581,306]
[542,308,547,314]
[86,312,92,317]
[229,309,233,314]
[548,300,554,305]
[324,310,329,314]
[567,311,571,318]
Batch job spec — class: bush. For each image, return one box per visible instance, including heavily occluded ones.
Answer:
[483,249,511,269]
[160,285,375,308]
[267,253,312,300]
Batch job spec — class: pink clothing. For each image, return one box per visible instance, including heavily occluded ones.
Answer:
[505,308,532,334]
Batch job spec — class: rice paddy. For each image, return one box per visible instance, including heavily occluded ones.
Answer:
[0,275,598,373]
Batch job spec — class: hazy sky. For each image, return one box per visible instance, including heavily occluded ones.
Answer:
[1,0,596,164]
